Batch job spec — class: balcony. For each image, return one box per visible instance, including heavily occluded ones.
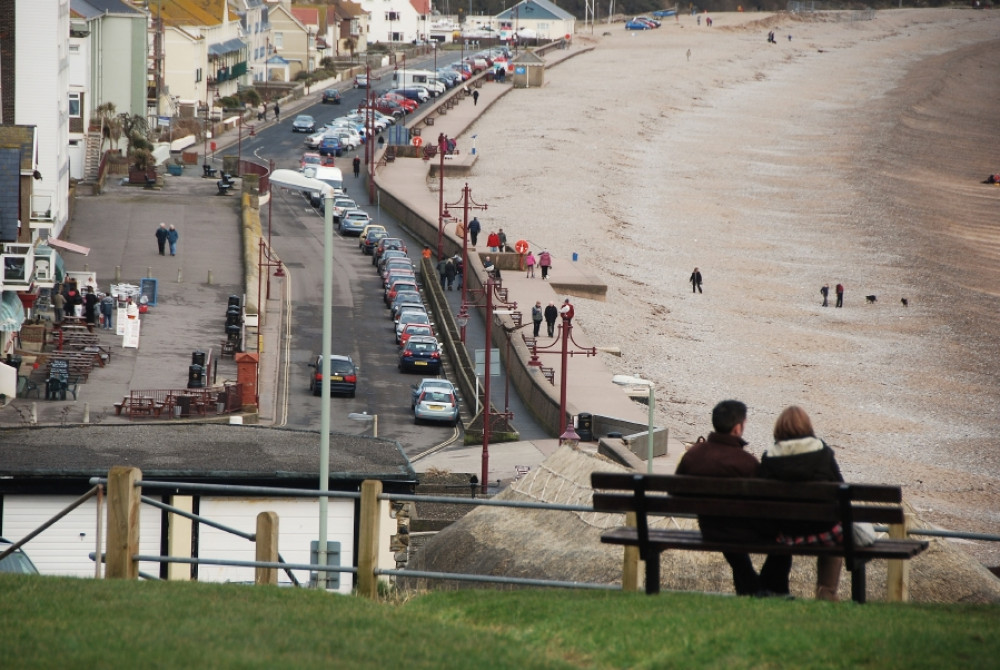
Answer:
[29,192,55,238]
[1,244,35,290]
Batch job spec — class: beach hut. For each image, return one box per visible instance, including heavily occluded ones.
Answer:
[511,51,546,89]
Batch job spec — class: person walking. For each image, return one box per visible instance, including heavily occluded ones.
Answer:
[525,251,536,278]
[167,225,179,256]
[544,301,559,337]
[436,257,449,289]
[353,155,361,178]
[820,284,830,307]
[675,400,792,597]
[51,290,65,326]
[690,267,703,293]
[835,283,844,308]
[760,406,845,601]
[273,101,280,122]
[531,301,544,337]
[468,217,481,246]
[538,250,552,280]
[100,292,115,330]
[444,257,457,290]
[497,228,507,251]
[155,223,169,256]
[486,230,500,252]
[472,89,480,106]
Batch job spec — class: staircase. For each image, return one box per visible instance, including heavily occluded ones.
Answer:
[83,132,103,182]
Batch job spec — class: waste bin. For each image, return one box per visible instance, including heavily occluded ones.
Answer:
[192,350,206,367]
[226,306,242,330]
[187,364,205,389]
[228,295,241,310]
[226,324,241,347]
[175,394,192,417]
[576,413,594,442]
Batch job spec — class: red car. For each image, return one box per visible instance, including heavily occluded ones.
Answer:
[381,93,418,112]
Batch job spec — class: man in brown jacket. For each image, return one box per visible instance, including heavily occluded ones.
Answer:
[676,400,792,596]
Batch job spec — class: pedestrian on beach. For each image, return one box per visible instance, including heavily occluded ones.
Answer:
[167,225,179,256]
[760,405,846,602]
[353,155,361,178]
[51,290,65,326]
[497,228,507,252]
[835,283,844,308]
[487,230,500,252]
[690,267,703,293]
[472,89,480,106]
[676,400,792,597]
[100,292,115,330]
[273,101,280,122]
[525,251,536,278]
[83,287,100,332]
[155,222,169,256]
[532,301,544,337]
[445,257,457,290]
[820,284,830,307]
[468,217,481,246]
[544,301,559,337]
[539,250,552,280]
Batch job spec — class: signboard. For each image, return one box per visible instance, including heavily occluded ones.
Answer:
[123,316,141,349]
[49,358,69,381]
[140,278,158,306]
[515,66,526,75]
[474,348,501,377]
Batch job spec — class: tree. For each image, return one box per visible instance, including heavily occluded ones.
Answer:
[95,102,122,152]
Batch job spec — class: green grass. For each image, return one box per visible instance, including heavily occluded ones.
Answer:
[2,574,997,669]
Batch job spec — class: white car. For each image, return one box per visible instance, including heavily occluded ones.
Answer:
[326,127,362,149]
[304,130,326,149]
[343,112,389,132]
[331,196,357,220]
[357,108,396,127]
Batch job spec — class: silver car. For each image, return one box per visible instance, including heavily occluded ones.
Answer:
[410,378,458,409]
[414,386,459,425]
[339,209,371,236]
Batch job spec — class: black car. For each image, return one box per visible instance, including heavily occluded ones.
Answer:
[321,89,342,104]
[309,354,357,397]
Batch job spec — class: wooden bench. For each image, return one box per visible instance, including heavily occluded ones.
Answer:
[592,473,929,603]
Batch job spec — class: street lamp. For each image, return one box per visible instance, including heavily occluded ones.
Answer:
[444,182,487,341]
[612,375,659,474]
[526,303,597,436]
[348,412,378,437]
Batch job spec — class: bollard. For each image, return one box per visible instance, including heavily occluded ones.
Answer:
[177,268,183,283]
[115,265,121,282]
[31,402,37,425]
[84,263,89,272]
[83,402,90,424]
[147,266,152,279]
[207,269,213,285]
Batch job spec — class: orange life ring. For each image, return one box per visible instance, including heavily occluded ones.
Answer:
[412,136,424,147]
[514,239,529,254]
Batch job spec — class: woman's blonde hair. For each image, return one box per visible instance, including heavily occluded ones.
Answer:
[773,405,815,441]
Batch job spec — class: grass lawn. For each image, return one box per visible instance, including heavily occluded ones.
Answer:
[2,574,998,669]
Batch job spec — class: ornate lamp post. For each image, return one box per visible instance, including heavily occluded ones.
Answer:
[444,182,487,342]
[527,303,597,436]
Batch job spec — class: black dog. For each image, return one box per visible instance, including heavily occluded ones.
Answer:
[865,295,877,304]
[901,298,909,307]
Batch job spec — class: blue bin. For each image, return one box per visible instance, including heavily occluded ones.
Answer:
[572,252,579,262]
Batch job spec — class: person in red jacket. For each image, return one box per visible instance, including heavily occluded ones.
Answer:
[486,230,501,252]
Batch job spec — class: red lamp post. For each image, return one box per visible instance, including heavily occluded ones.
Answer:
[444,182,487,342]
[527,305,597,436]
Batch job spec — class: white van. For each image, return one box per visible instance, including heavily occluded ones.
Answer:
[390,69,445,96]
[302,165,344,207]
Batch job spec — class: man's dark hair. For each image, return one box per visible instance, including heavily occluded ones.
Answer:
[711,400,747,434]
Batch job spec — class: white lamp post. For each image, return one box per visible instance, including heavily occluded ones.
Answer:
[612,375,659,474]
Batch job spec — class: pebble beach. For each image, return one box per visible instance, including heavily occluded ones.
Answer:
[455,9,1000,566]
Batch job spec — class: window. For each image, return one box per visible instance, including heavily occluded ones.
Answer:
[273,32,283,49]
[195,68,202,83]
[68,92,81,118]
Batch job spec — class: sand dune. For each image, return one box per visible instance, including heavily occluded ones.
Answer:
[456,9,1000,565]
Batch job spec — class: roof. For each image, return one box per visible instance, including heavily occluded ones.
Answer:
[336,1,367,19]
[0,425,415,491]
[409,0,431,14]
[150,0,238,27]
[496,0,575,22]
[70,0,145,20]
[208,36,246,55]
[291,7,319,27]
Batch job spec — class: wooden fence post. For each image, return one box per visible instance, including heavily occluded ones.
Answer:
[887,512,913,602]
[255,511,280,585]
[357,479,383,599]
[105,466,141,579]
[622,511,641,592]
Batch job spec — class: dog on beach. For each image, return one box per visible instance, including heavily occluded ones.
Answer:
[865,295,877,304]
[901,298,909,307]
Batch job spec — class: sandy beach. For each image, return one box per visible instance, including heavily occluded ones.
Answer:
[450,9,1000,565]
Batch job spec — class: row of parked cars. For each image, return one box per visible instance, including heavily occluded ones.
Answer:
[293,109,398,158]
[625,16,664,30]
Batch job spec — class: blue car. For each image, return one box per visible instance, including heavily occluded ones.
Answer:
[398,336,442,374]
[319,135,343,157]
[625,20,653,30]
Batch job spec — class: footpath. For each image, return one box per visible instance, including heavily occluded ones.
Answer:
[6,46,684,479]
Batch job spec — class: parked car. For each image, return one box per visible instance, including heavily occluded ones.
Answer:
[300,152,335,169]
[321,88,342,104]
[398,335,442,374]
[339,209,371,236]
[413,386,459,425]
[381,93,418,112]
[625,19,654,30]
[354,74,370,88]
[358,223,387,248]
[374,237,408,265]
[319,135,344,157]
[361,229,388,256]
[331,196,357,221]
[308,354,357,397]
[0,537,40,574]
[376,248,407,271]
[389,290,422,319]
[292,114,316,132]
[391,87,430,103]
[399,322,435,347]
[385,279,419,306]
[410,378,458,409]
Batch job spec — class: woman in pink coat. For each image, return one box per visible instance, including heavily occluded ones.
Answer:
[538,250,552,280]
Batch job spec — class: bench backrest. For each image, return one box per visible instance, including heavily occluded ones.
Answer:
[591,473,905,527]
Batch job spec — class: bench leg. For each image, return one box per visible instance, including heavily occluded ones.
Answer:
[643,549,661,595]
[850,561,867,604]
